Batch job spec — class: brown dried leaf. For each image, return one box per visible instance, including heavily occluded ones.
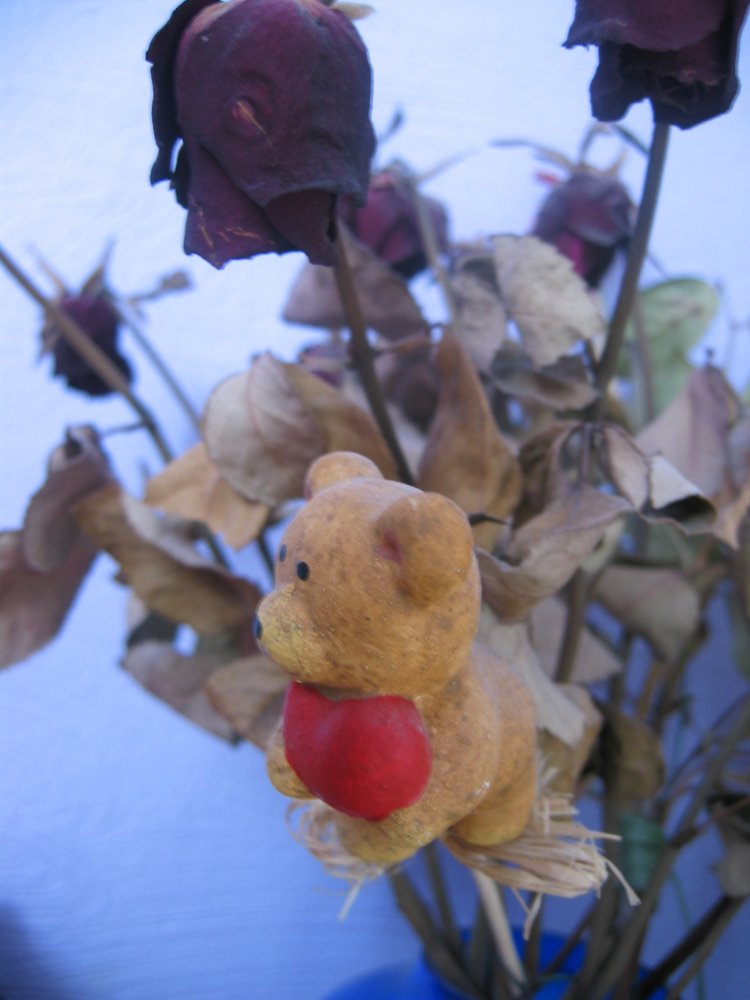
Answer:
[205,653,289,750]
[479,487,631,622]
[122,640,237,740]
[598,423,716,535]
[203,357,324,506]
[282,230,427,341]
[478,607,590,746]
[538,685,602,794]
[418,331,521,549]
[516,421,581,524]
[23,426,112,571]
[283,362,397,478]
[449,248,507,371]
[144,442,269,550]
[74,484,259,634]
[637,367,746,545]
[599,705,665,804]
[492,235,605,366]
[593,565,701,661]
[491,350,599,410]
[0,530,96,669]
[529,595,621,683]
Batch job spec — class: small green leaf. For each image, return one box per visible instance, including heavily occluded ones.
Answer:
[619,811,667,894]
[628,278,720,367]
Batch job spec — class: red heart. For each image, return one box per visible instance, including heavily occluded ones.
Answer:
[283,682,432,821]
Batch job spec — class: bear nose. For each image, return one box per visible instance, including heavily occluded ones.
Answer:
[252,614,263,641]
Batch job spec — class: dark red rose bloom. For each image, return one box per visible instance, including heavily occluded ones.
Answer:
[147,0,376,268]
[532,172,633,287]
[565,0,750,128]
[43,295,133,398]
[339,168,450,279]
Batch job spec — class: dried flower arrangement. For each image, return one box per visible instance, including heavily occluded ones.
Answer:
[2,1,749,997]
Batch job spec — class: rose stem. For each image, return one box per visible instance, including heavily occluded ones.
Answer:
[592,122,670,410]
[585,693,750,999]
[112,295,202,433]
[333,235,414,484]
[423,844,463,954]
[635,894,744,997]
[0,244,173,464]
[404,173,459,329]
[388,869,484,997]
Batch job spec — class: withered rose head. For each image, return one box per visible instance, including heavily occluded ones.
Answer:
[565,0,750,129]
[339,168,450,279]
[532,172,633,287]
[43,295,133,398]
[147,0,376,268]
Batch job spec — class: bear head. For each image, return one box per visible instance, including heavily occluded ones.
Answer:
[253,451,480,698]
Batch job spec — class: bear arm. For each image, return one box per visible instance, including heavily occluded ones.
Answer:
[266,723,313,799]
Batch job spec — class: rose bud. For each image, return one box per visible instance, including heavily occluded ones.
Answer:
[532,171,634,287]
[42,294,133,398]
[147,0,376,268]
[565,0,750,129]
[339,167,450,279]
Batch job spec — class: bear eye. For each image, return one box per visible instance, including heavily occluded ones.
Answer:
[278,544,287,563]
[296,561,310,581]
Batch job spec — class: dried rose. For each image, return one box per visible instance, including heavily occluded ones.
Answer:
[565,0,750,129]
[147,0,376,268]
[531,172,633,287]
[42,294,132,398]
[339,167,449,278]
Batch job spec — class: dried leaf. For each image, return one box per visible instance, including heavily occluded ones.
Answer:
[491,350,598,411]
[529,595,621,683]
[646,455,717,532]
[449,248,507,371]
[203,357,324,506]
[598,705,665,804]
[23,426,112,571]
[492,235,605,366]
[282,230,427,341]
[480,487,631,622]
[593,564,701,661]
[205,653,290,750]
[122,640,237,740]
[537,685,602,794]
[74,484,259,634]
[203,355,396,507]
[144,442,269,550]
[0,530,96,669]
[283,363,397,478]
[636,368,750,545]
[598,423,716,535]
[418,331,521,549]
[516,421,581,524]
[477,607,589,746]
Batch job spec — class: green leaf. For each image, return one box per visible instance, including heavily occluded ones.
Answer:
[619,811,666,894]
[628,279,720,366]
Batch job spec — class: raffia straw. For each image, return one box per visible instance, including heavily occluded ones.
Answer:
[444,782,639,921]
[286,770,638,925]
[287,800,385,885]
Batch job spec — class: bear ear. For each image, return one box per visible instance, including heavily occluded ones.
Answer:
[375,493,475,603]
[305,451,384,498]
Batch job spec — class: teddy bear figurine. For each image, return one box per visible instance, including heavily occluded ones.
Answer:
[254,451,537,866]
